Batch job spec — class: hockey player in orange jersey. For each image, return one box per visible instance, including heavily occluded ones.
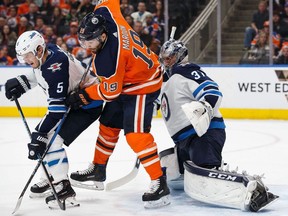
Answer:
[65,0,170,208]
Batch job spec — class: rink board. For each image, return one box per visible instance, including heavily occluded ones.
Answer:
[0,66,288,119]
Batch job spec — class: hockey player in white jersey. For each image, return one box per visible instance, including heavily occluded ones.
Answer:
[4,30,103,208]
[158,39,278,212]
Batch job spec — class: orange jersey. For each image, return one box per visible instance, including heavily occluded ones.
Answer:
[85,0,162,102]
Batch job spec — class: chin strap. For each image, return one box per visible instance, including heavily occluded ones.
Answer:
[36,47,46,69]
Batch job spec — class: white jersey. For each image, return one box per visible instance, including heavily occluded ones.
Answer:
[160,63,225,142]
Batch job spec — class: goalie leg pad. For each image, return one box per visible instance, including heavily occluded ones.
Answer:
[183,161,278,211]
[159,147,183,190]
[159,147,181,181]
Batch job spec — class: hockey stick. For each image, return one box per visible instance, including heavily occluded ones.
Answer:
[12,97,65,212]
[105,157,141,191]
[78,57,93,90]
[12,100,70,214]
[170,26,177,40]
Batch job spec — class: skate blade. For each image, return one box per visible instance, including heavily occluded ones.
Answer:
[257,194,279,212]
[144,195,170,209]
[48,197,80,210]
[70,179,104,191]
[29,190,52,199]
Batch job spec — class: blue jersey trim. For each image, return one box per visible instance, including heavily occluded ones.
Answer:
[199,90,223,100]
[48,105,67,112]
[193,81,219,98]
[173,120,225,142]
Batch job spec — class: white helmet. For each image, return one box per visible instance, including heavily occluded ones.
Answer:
[15,30,46,64]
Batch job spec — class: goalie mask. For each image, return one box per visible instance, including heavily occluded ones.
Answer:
[159,40,188,75]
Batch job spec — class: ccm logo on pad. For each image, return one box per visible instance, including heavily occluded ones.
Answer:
[208,172,238,181]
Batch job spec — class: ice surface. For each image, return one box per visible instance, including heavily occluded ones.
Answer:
[0,118,287,216]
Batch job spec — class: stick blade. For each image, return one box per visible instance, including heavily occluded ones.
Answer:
[106,158,140,191]
[12,196,23,214]
[105,168,139,191]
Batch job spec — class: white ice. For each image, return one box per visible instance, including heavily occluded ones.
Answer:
[0,117,287,216]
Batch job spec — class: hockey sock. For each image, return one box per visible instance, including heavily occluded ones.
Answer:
[126,132,162,180]
[93,124,120,164]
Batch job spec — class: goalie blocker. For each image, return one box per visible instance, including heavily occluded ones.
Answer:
[184,161,279,212]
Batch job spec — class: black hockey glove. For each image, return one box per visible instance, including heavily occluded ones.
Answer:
[65,89,92,110]
[28,132,48,160]
[5,75,31,100]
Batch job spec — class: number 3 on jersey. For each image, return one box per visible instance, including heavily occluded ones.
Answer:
[130,30,154,69]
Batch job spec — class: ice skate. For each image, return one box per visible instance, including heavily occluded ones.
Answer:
[142,175,170,208]
[249,181,279,212]
[45,179,79,209]
[30,179,52,198]
[70,163,106,190]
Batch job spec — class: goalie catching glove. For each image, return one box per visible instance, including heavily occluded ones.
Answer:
[181,101,213,137]
[28,132,48,160]
[65,89,92,110]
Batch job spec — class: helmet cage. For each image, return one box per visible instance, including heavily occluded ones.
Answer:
[159,40,188,67]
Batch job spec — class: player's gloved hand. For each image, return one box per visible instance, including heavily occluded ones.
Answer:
[65,89,92,110]
[28,132,48,160]
[5,75,30,100]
